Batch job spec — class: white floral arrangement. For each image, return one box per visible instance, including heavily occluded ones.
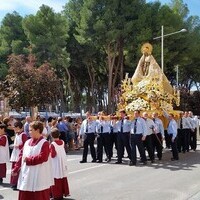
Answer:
[119,72,179,112]
[126,98,150,111]
[160,101,173,111]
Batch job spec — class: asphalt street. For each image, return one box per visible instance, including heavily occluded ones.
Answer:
[1,143,200,200]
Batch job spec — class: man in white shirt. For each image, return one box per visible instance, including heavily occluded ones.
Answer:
[96,112,111,163]
[177,111,191,153]
[188,111,197,151]
[129,110,147,166]
[115,110,132,164]
[152,112,164,161]
[164,111,179,161]
[142,112,155,163]
[184,111,193,152]
[79,111,97,163]
[23,116,32,139]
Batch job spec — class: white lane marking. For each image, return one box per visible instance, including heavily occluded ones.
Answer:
[1,165,106,191]
[69,164,105,175]
[0,188,10,191]
[6,158,80,175]
[67,158,80,161]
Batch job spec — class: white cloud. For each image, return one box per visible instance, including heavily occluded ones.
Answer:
[0,0,66,12]
[0,1,17,10]
[19,0,66,12]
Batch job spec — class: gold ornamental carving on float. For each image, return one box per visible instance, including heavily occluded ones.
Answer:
[118,43,180,117]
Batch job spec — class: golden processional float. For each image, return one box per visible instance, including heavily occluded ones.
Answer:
[117,43,181,127]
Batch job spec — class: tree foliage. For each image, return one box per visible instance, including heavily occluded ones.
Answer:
[1,54,60,110]
[0,0,200,114]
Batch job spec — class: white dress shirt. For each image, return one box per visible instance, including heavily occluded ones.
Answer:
[177,117,192,129]
[111,120,118,133]
[167,119,177,139]
[79,119,97,135]
[143,118,155,135]
[96,120,111,133]
[185,117,193,129]
[130,117,147,136]
[116,118,131,133]
[153,118,164,137]
[189,117,198,129]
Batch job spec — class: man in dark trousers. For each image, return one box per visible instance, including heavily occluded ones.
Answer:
[96,111,112,163]
[129,110,147,166]
[177,111,190,153]
[79,111,97,163]
[115,109,131,164]
[151,112,164,161]
[164,111,179,161]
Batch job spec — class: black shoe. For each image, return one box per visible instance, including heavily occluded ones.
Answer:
[97,160,102,163]
[171,158,179,161]
[80,160,87,163]
[12,186,18,191]
[106,158,111,163]
[142,161,147,165]
[129,161,136,166]
[151,160,155,163]
[115,161,122,164]
[91,160,96,163]
[0,178,3,184]
[139,160,147,164]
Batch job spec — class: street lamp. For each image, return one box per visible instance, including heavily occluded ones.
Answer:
[153,25,187,72]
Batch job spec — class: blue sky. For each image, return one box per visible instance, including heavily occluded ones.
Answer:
[147,0,200,17]
[0,0,199,23]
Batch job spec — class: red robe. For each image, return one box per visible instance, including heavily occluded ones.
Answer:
[0,135,7,178]
[15,136,51,200]
[10,132,28,186]
[50,140,70,198]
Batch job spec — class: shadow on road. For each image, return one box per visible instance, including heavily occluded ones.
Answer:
[1,182,11,188]
[67,146,200,171]
[146,149,200,171]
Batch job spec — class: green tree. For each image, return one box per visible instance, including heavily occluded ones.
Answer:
[0,11,28,80]
[1,54,60,111]
[22,5,69,66]
[22,5,70,111]
[66,0,149,113]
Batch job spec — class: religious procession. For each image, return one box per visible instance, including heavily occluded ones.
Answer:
[0,43,199,200]
[78,43,199,166]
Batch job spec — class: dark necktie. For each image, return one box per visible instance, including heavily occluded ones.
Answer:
[134,119,137,134]
[101,125,103,133]
[86,120,88,133]
[180,118,183,129]
[121,119,124,133]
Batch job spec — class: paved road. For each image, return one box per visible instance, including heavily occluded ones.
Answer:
[1,144,200,200]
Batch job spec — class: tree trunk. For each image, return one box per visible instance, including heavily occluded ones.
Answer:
[65,66,74,111]
[107,42,118,113]
[87,61,96,112]
[107,38,124,114]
